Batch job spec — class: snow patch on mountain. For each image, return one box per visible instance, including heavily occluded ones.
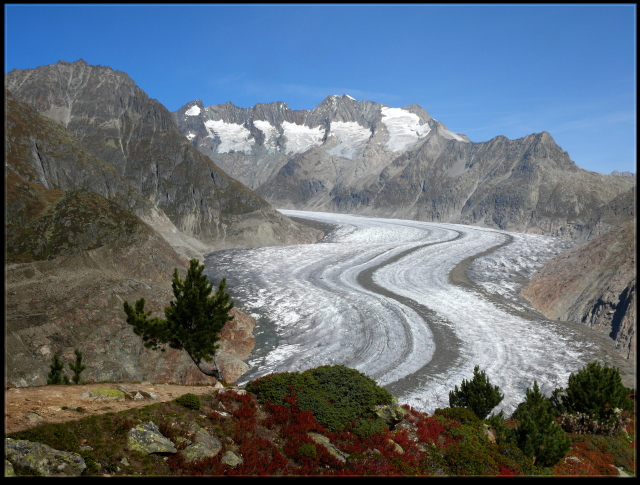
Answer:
[282,121,325,154]
[381,107,431,152]
[326,121,371,159]
[442,129,466,142]
[185,105,201,116]
[204,119,253,153]
[254,120,279,152]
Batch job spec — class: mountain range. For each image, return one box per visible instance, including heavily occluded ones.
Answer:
[4,59,635,388]
[173,95,634,241]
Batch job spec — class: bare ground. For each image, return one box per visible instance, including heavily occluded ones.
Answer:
[4,383,220,435]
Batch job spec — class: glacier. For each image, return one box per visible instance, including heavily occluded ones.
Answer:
[204,210,625,415]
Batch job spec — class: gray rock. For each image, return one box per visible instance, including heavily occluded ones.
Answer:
[374,397,407,428]
[127,422,177,454]
[180,426,223,463]
[220,451,243,467]
[5,460,15,477]
[307,432,349,463]
[5,438,86,476]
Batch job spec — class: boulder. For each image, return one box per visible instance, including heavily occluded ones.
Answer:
[307,432,349,463]
[220,450,243,467]
[180,425,223,463]
[5,438,86,476]
[374,397,408,428]
[127,422,177,454]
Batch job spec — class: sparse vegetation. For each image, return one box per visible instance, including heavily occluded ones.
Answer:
[47,353,70,385]
[175,393,201,411]
[6,362,635,477]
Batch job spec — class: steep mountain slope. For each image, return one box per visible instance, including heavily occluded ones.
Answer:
[4,68,283,388]
[173,95,634,241]
[5,60,321,252]
[5,89,212,261]
[521,219,636,360]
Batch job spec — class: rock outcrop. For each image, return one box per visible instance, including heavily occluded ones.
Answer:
[521,220,636,360]
[5,237,257,386]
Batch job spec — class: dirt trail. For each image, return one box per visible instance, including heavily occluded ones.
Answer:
[5,383,220,434]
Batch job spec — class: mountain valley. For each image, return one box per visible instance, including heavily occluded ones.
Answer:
[4,59,635,396]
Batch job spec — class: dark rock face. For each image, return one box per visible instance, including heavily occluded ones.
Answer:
[174,95,635,241]
[521,221,636,360]
[5,60,322,251]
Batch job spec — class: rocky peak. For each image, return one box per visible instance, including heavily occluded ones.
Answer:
[6,60,323,251]
[611,170,635,177]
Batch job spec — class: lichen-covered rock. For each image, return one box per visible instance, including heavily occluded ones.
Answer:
[5,438,86,476]
[127,422,177,454]
[79,387,126,401]
[180,426,223,463]
[374,397,407,428]
[5,460,16,477]
[220,451,243,467]
[388,439,404,454]
[307,432,348,463]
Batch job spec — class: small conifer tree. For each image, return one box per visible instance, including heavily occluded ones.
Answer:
[124,259,234,381]
[559,361,634,432]
[47,353,70,385]
[510,381,572,467]
[68,349,86,384]
[449,365,504,419]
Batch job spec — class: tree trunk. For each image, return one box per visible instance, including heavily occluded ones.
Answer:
[189,354,224,382]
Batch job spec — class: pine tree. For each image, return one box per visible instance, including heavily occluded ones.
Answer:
[448,365,504,419]
[47,353,70,385]
[68,348,86,385]
[560,361,634,431]
[123,259,234,381]
[510,381,572,467]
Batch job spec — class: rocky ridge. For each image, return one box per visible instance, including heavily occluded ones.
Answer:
[173,96,634,242]
[5,60,322,254]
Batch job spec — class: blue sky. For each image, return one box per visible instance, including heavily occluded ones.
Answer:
[4,4,636,174]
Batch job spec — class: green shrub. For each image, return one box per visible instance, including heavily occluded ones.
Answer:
[558,361,634,434]
[175,393,201,411]
[247,365,394,436]
[297,443,317,460]
[68,349,87,385]
[443,440,500,475]
[434,407,482,426]
[510,381,572,467]
[448,366,503,419]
